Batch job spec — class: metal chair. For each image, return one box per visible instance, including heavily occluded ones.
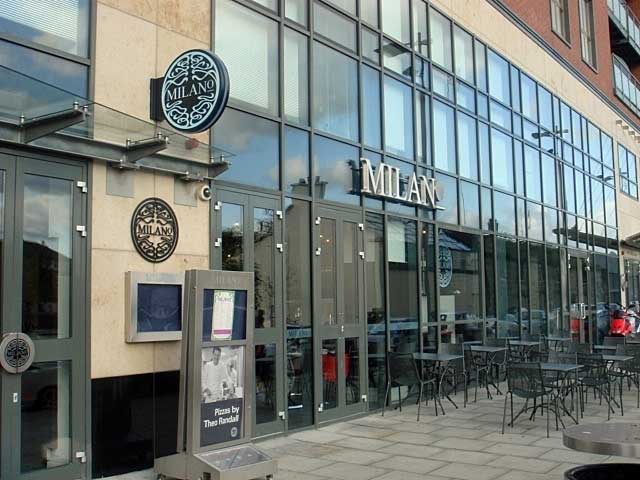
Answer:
[485,337,508,382]
[577,353,614,420]
[603,336,626,347]
[618,344,640,408]
[464,343,490,402]
[440,343,468,407]
[502,362,557,438]
[382,352,438,421]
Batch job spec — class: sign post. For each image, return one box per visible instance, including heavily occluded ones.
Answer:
[155,270,276,480]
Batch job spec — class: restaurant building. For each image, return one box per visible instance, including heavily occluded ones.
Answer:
[2,0,640,478]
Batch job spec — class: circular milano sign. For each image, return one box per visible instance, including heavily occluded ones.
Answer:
[0,333,35,374]
[131,198,179,263]
[439,246,453,288]
[161,49,229,133]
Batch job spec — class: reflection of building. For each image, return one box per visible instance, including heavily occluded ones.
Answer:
[6,1,640,479]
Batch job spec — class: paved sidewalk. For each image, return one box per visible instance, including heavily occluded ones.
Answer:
[106,383,640,480]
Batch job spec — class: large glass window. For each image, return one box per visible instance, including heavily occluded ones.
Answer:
[528,242,547,338]
[429,8,452,71]
[216,0,279,115]
[313,1,356,51]
[453,25,474,83]
[388,218,418,352]
[460,181,479,228]
[457,112,478,180]
[366,214,386,408]
[313,135,359,205]
[524,145,541,201]
[284,127,310,195]
[0,0,90,56]
[284,28,309,125]
[494,191,516,236]
[313,42,359,141]
[488,50,510,105]
[361,0,378,26]
[362,66,382,149]
[384,76,414,159]
[521,73,537,122]
[433,100,456,173]
[546,246,562,335]
[541,153,557,206]
[214,109,279,190]
[495,237,519,338]
[619,144,638,199]
[491,128,514,191]
[381,0,410,43]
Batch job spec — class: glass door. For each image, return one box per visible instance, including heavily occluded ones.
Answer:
[212,189,285,437]
[314,206,366,422]
[567,251,592,345]
[0,153,87,480]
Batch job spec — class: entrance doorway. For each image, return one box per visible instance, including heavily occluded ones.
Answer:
[314,206,367,422]
[0,153,87,480]
[567,251,594,344]
[211,188,285,437]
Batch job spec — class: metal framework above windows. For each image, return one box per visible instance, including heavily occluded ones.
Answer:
[19,102,89,143]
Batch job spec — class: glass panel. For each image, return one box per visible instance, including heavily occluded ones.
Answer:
[362,66,381,149]
[285,199,313,428]
[542,153,557,206]
[482,187,492,230]
[385,158,415,216]
[457,81,475,113]
[511,66,521,112]
[366,214,386,409]
[491,127,514,191]
[326,0,356,14]
[421,223,437,324]
[490,100,511,130]
[314,1,356,51]
[254,208,275,329]
[521,73,537,122]
[22,175,73,339]
[221,203,243,271]
[321,339,338,410]
[381,0,410,43]
[496,237,519,338]
[313,42,359,141]
[544,207,558,243]
[485,235,496,331]
[429,8,452,70]
[21,361,71,472]
[384,75,413,158]
[382,39,412,79]
[479,122,491,183]
[546,247,562,335]
[494,191,516,236]
[313,135,359,205]
[433,100,456,173]
[345,337,360,405]
[435,173,458,225]
[488,50,509,105]
[388,218,418,352]
[527,202,543,241]
[285,0,307,25]
[514,140,524,195]
[520,240,530,332]
[453,25,474,83]
[432,68,454,101]
[343,222,359,324]
[538,86,553,131]
[215,0,278,115]
[0,0,90,56]
[475,40,487,91]
[529,243,547,338]
[460,181,479,228]
[255,344,277,424]
[362,26,380,64]
[361,0,378,26]
[253,0,278,10]
[202,290,248,342]
[214,109,279,190]
[284,126,310,195]
[439,229,482,323]
[413,0,428,55]
[320,218,337,326]
[524,145,541,201]
[284,28,309,125]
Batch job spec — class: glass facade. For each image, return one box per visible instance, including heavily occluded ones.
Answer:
[211,0,625,429]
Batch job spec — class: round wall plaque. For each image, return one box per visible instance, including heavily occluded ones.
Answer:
[131,198,179,263]
[161,49,230,133]
[0,333,35,374]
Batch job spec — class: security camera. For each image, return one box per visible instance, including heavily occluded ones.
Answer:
[198,184,212,201]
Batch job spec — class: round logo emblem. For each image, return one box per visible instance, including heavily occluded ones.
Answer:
[131,198,179,263]
[161,49,230,133]
[0,333,35,374]
[439,246,453,288]
[230,427,238,438]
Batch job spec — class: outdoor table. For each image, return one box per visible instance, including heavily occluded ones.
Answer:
[539,363,581,425]
[508,340,539,361]
[470,345,506,396]
[546,336,571,351]
[602,354,634,363]
[413,352,463,412]
[593,345,617,351]
[563,423,640,458]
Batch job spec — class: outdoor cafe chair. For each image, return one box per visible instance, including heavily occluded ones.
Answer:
[440,343,468,407]
[382,352,438,421]
[577,353,614,420]
[618,344,640,408]
[464,343,491,402]
[485,337,508,382]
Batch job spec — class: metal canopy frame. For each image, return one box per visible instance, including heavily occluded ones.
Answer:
[19,102,89,143]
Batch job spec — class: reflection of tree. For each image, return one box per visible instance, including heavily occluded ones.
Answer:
[221,225,243,271]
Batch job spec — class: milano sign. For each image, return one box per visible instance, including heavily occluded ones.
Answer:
[360,158,444,209]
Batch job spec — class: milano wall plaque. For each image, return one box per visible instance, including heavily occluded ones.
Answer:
[156,49,230,133]
[131,198,179,263]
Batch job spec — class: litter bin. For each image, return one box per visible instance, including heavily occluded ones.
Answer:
[565,464,640,479]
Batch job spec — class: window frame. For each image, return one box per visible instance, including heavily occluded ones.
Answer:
[578,0,597,69]
[550,0,570,44]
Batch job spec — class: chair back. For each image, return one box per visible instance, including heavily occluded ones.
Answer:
[507,362,545,399]
[622,344,640,373]
[388,352,420,387]
[603,336,625,347]
[441,343,465,373]
[547,350,560,363]
[485,338,507,364]
[557,352,578,364]
[577,353,608,385]
[567,342,590,354]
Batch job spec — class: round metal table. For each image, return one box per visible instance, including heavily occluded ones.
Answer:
[563,423,640,458]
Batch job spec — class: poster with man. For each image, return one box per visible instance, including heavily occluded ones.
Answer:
[200,345,244,446]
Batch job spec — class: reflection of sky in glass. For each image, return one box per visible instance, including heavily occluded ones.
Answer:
[284,126,309,195]
[313,135,358,205]
[213,108,279,190]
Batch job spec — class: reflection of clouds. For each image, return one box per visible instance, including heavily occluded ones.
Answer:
[285,155,307,183]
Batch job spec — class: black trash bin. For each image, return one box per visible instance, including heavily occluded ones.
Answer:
[565,464,640,480]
